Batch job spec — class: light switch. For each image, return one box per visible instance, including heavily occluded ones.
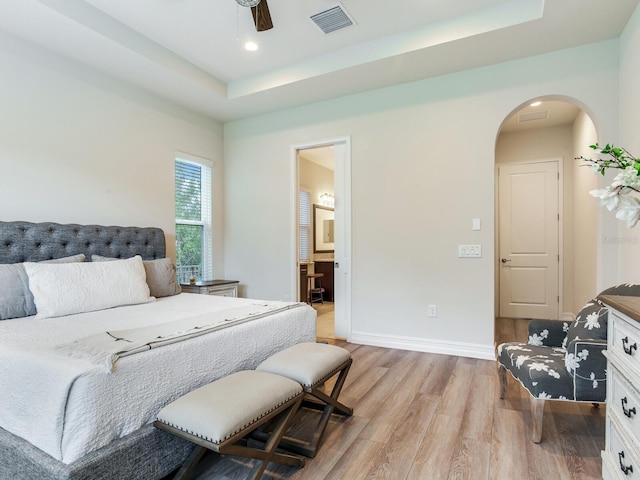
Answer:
[458,245,482,258]
[472,218,481,231]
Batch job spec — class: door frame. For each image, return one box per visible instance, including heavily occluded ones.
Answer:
[495,157,565,320]
[290,136,352,340]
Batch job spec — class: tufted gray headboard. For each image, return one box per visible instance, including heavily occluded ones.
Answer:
[0,221,166,264]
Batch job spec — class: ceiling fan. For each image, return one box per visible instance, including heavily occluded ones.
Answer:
[236,0,273,31]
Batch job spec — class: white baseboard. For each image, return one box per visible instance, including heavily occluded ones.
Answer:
[349,331,496,361]
[562,311,575,321]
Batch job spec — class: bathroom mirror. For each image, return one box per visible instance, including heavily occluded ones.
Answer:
[313,204,334,253]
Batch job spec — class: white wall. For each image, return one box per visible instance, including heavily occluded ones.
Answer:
[224,40,620,359]
[617,4,640,282]
[0,34,224,273]
[572,111,599,310]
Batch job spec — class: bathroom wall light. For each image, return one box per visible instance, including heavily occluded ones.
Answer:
[319,193,335,207]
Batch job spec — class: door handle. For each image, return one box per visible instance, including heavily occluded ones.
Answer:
[334,262,339,268]
[501,258,511,264]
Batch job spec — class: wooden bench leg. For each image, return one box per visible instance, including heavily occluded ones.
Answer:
[308,361,353,449]
[324,359,354,416]
[222,396,305,480]
[530,396,545,443]
[173,445,207,480]
[272,359,353,459]
[159,391,305,480]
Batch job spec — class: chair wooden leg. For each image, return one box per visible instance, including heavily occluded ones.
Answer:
[498,364,507,399]
[530,397,545,443]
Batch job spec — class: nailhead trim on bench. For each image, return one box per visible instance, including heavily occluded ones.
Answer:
[304,362,348,388]
[156,390,302,445]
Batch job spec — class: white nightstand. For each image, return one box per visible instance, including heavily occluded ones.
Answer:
[180,280,239,297]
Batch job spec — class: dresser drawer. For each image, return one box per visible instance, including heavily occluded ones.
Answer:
[604,415,640,479]
[180,281,239,297]
[601,297,640,480]
[610,365,640,444]
[208,286,238,297]
[611,310,640,377]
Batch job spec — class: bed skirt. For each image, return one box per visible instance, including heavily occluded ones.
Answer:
[0,424,193,480]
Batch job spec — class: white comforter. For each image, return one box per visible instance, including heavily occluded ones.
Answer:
[0,294,316,464]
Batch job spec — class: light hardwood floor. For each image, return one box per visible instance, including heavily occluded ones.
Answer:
[315,302,336,342]
[168,317,605,479]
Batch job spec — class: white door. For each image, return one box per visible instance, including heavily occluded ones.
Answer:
[332,141,351,339]
[498,161,559,319]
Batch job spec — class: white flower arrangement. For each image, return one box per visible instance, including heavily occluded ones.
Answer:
[578,143,640,227]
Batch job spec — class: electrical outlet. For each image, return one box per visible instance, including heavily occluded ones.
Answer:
[428,305,437,317]
[458,244,482,258]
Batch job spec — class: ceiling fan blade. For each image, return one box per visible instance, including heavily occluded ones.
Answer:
[251,0,273,31]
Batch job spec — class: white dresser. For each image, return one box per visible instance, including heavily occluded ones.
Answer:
[601,295,640,479]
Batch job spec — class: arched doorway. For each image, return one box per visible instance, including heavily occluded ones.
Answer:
[494,97,599,332]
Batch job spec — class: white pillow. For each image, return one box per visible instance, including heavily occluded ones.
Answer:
[91,255,181,298]
[0,254,86,321]
[24,255,153,319]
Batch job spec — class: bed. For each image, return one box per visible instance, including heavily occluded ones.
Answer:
[0,221,316,480]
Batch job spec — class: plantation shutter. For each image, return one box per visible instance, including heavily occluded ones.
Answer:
[299,190,311,261]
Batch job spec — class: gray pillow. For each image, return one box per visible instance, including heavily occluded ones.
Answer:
[0,264,34,320]
[91,255,181,298]
[42,254,85,264]
[0,254,86,320]
[142,258,182,298]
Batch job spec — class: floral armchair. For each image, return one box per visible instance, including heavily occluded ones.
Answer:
[496,285,640,443]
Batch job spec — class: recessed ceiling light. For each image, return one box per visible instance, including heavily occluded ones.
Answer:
[244,41,258,51]
[530,101,542,107]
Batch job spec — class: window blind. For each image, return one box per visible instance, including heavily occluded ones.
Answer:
[175,161,202,221]
[299,190,311,261]
[175,156,213,282]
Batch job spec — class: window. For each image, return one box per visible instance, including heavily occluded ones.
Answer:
[175,154,212,284]
[299,190,311,262]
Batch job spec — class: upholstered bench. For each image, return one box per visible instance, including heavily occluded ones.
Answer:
[154,370,305,480]
[255,342,353,458]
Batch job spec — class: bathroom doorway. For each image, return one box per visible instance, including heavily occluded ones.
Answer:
[292,137,351,341]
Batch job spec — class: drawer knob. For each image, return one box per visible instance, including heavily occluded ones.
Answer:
[619,451,634,475]
[622,397,637,418]
[622,336,638,355]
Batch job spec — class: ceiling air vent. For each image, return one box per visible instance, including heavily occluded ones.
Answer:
[518,110,550,123]
[310,4,355,34]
